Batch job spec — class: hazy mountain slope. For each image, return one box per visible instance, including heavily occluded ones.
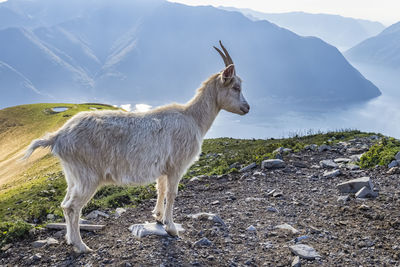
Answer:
[220,7,385,51]
[98,3,380,106]
[0,27,94,100]
[0,0,380,109]
[0,61,49,108]
[345,22,400,69]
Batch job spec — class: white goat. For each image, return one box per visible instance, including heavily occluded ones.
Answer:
[24,41,250,253]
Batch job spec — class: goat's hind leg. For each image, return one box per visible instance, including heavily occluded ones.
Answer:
[163,174,180,236]
[153,175,167,223]
[63,179,98,253]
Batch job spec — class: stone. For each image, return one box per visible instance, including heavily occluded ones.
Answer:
[193,237,212,247]
[293,162,307,168]
[239,163,257,173]
[46,237,59,246]
[395,152,400,161]
[129,222,184,238]
[246,225,256,231]
[267,206,279,213]
[291,256,301,267]
[388,160,399,169]
[211,200,220,205]
[31,253,42,261]
[245,197,263,202]
[337,195,350,204]
[273,147,292,154]
[350,154,363,162]
[262,159,285,169]
[229,162,241,169]
[115,208,126,217]
[334,158,351,163]
[290,244,320,260]
[32,237,59,248]
[46,214,55,221]
[323,169,341,178]
[253,171,266,177]
[346,164,360,170]
[86,210,110,220]
[319,160,338,169]
[189,212,226,227]
[305,144,318,151]
[275,223,299,234]
[318,144,331,152]
[336,177,373,193]
[355,186,378,199]
[387,167,400,174]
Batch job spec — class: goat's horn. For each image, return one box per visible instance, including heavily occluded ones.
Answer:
[213,45,229,67]
[219,40,234,65]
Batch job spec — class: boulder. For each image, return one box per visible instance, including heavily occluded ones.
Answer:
[395,152,400,161]
[262,159,285,169]
[336,177,373,193]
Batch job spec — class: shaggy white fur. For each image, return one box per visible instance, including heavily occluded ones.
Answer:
[24,42,249,253]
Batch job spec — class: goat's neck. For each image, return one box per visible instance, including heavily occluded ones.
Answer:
[185,80,220,136]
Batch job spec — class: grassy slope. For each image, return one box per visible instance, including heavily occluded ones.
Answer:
[1,103,397,246]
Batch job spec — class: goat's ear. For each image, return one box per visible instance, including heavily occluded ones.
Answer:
[222,64,235,81]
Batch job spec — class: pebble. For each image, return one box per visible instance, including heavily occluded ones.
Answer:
[189,212,226,227]
[290,244,320,260]
[211,200,220,205]
[86,210,110,220]
[246,225,256,231]
[387,167,400,174]
[262,159,285,169]
[336,177,373,193]
[267,206,279,213]
[239,163,257,173]
[275,223,299,234]
[291,256,301,267]
[323,169,341,178]
[388,160,399,169]
[337,195,350,204]
[193,237,212,247]
[115,208,126,217]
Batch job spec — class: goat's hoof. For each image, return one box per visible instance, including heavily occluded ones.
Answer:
[153,211,163,223]
[165,224,178,237]
[73,243,93,254]
[65,234,72,245]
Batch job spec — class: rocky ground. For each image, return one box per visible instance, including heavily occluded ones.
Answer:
[1,137,400,266]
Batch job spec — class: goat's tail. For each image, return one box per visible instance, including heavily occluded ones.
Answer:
[22,133,57,160]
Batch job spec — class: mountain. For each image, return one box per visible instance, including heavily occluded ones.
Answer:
[220,7,385,51]
[345,22,400,69]
[0,0,381,110]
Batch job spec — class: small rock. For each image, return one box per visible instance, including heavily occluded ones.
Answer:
[359,204,370,211]
[387,167,400,174]
[318,144,331,152]
[273,147,292,154]
[211,200,220,205]
[239,163,257,173]
[229,162,241,169]
[86,210,109,220]
[355,186,378,199]
[46,237,59,246]
[319,160,338,169]
[294,235,309,243]
[193,237,212,247]
[31,253,42,261]
[323,169,341,178]
[262,159,285,169]
[396,152,400,161]
[245,197,263,202]
[275,223,299,234]
[79,218,91,224]
[290,244,320,260]
[129,222,184,238]
[1,244,12,251]
[189,212,226,227]
[337,195,350,203]
[267,206,279,213]
[350,154,363,163]
[291,256,301,267]
[246,225,256,231]
[253,171,266,177]
[346,164,360,170]
[293,162,307,168]
[46,214,55,221]
[32,240,48,248]
[115,208,126,217]
[336,177,373,193]
[334,158,351,163]
[190,176,201,182]
[304,144,317,151]
[388,160,399,169]
[272,191,283,197]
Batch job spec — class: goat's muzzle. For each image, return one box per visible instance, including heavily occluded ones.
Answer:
[240,103,250,114]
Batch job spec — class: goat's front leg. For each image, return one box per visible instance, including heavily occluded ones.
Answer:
[153,175,167,223]
[163,174,180,236]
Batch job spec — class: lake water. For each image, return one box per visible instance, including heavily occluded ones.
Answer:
[206,63,400,139]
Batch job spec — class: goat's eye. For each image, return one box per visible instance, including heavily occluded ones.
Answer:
[232,86,241,92]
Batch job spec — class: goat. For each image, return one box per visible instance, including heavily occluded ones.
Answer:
[24,41,250,253]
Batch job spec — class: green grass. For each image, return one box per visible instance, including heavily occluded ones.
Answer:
[359,137,400,168]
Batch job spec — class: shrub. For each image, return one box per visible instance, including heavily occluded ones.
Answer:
[359,138,400,168]
[0,221,32,246]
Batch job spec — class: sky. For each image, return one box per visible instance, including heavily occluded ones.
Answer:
[168,0,400,25]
